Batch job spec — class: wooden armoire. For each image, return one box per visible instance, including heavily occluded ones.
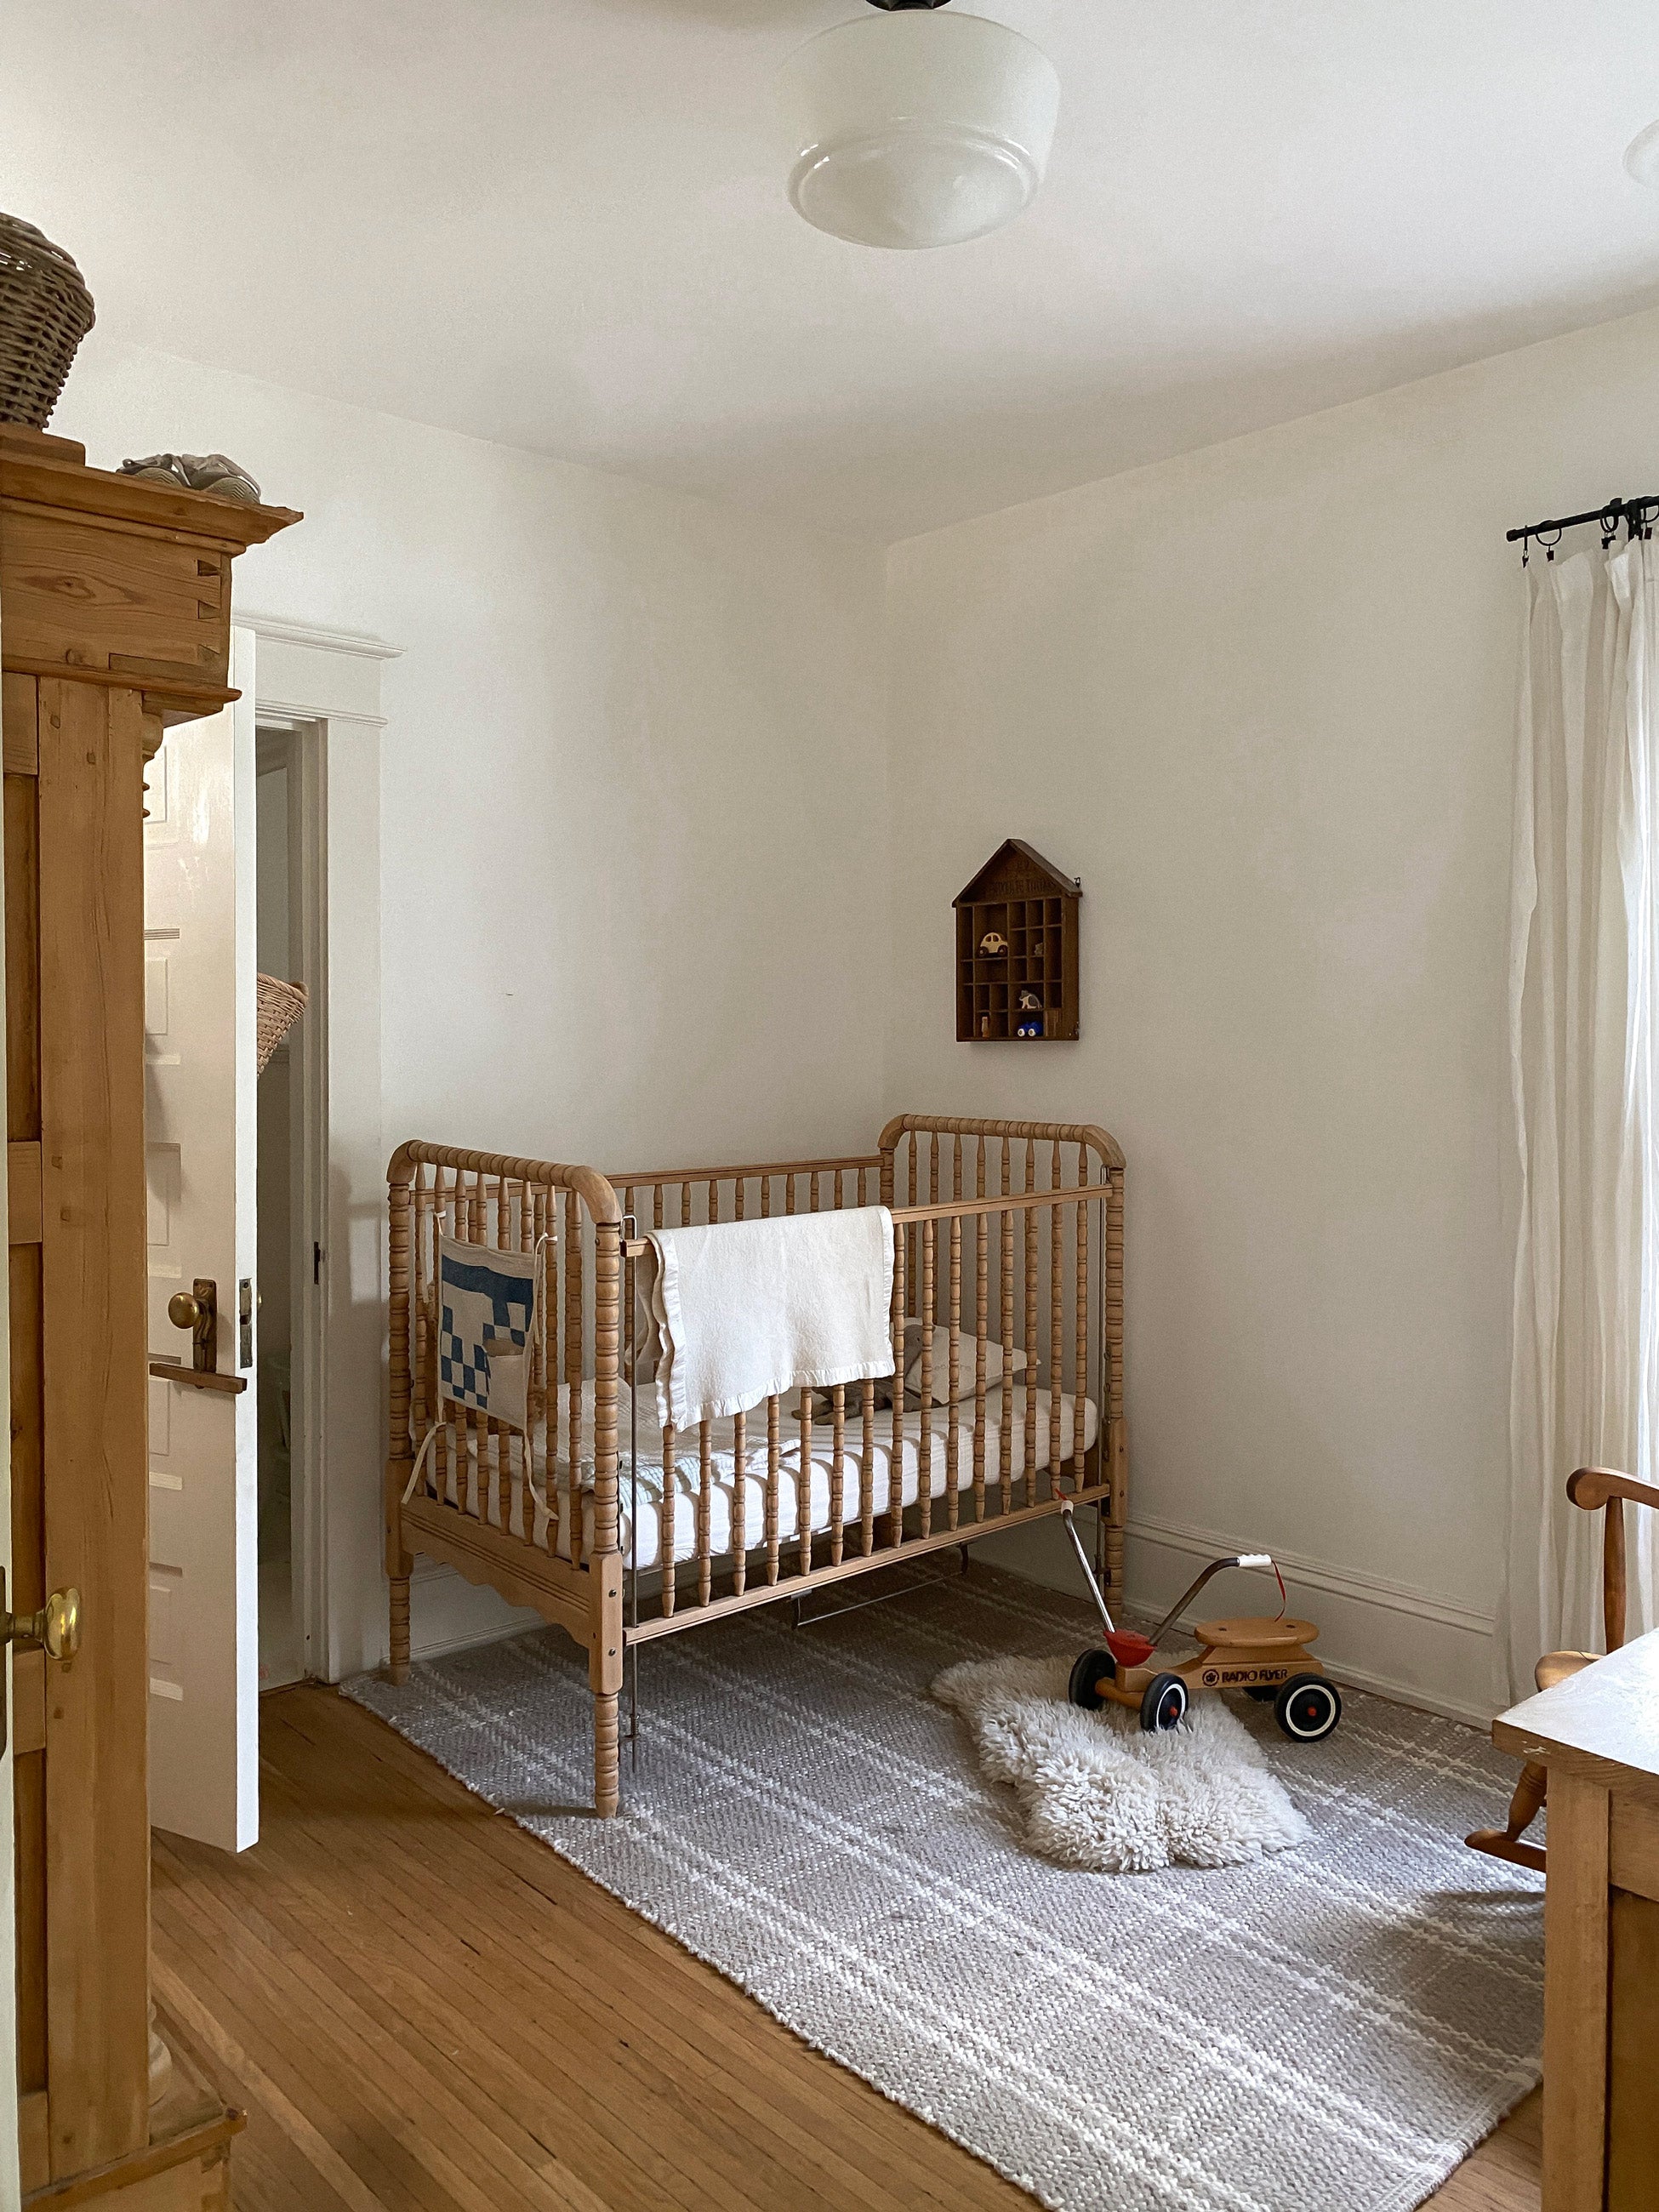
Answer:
[0,424,297,2202]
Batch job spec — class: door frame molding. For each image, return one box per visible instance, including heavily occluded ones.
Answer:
[252,715,325,1690]
[244,615,398,1685]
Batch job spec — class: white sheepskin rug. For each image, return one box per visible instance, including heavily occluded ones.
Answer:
[933,1653,1311,1873]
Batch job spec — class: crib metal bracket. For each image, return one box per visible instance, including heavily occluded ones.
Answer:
[790,1546,973,1631]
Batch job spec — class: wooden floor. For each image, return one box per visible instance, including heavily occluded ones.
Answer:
[151,1685,1542,2212]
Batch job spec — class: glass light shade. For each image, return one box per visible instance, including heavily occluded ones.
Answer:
[779,10,1060,250]
[1626,119,1659,188]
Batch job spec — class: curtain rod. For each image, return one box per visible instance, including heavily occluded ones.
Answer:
[1507,493,1659,548]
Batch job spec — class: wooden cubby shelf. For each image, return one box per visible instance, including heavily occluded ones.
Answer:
[954,840,1080,1041]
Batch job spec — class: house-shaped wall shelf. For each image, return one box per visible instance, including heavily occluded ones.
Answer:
[954,840,1080,1041]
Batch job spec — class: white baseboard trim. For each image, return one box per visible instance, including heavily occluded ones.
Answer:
[408,1558,544,1664]
[1127,1512,1495,1640]
[1297,1655,1495,1730]
[409,1614,546,1665]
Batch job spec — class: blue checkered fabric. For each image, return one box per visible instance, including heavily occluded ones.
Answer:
[436,1237,536,1418]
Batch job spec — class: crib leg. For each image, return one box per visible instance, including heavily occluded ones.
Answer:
[1103,1511,1125,1606]
[594,1691,620,1817]
[389,1574,411,1685]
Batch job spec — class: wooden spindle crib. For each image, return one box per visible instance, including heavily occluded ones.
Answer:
[385,1115,1126,1816]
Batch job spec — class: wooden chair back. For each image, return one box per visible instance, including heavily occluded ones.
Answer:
[1565,1466,1659,1652]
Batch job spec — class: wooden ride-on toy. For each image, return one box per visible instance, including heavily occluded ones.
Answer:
[1058,1502,1343,1742]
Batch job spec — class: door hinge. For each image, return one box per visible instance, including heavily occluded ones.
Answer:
[314,1241,323,1286]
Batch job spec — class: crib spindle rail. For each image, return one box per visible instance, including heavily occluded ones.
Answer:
[385,1116,1124,1819]
[612,1124,1120,1639]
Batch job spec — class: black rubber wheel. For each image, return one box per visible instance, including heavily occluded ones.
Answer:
[1245,1685,1279,1702]
[1274,1673,1342,1742]
[1068,1649,1115,1711]
[1139,1671,1189,1734]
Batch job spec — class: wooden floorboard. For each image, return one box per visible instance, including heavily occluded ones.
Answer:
[149,1685,1542,2212]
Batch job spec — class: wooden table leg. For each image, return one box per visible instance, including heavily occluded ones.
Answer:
[1606,1889,1659,2207]
[1542,1770,1611,2212]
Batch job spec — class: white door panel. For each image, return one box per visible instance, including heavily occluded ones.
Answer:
[144,628,259,1850]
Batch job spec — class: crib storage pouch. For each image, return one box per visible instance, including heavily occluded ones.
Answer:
[402,1229,542,1502]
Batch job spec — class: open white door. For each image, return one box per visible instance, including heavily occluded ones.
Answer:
[144,627,259,1850]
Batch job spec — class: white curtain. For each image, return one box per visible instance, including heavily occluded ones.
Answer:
[1505,535,1659,1701]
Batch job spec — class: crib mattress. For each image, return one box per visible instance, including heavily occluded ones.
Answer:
[425,1385,1098,1573]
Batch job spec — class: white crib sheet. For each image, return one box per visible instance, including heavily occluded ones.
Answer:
[424,1385,1098,1571]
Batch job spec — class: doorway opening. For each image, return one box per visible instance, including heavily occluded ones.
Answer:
[255,724,321,1690]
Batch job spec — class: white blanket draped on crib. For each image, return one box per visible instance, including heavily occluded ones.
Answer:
[642,1207,896,1428]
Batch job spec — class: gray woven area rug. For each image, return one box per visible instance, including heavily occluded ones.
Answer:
[346,1565,1543,2212]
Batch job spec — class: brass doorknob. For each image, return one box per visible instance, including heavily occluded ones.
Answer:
[32,1589,78,1662]
[0,1578,80,1758]
[7,1587,78,1662]
[167,1278,219,1372]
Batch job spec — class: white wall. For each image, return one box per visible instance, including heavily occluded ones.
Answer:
[55,302,1659,1716]
[885,305,1659,1721]
[57,338,890,1673]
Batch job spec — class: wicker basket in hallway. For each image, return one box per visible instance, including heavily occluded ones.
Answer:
[256,974,307,1074]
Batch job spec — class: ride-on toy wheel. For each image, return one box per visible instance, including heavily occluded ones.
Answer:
[1139,1672,1189,1733]
[1274,1673,1342,1742]
[1068,1649,1115,1710]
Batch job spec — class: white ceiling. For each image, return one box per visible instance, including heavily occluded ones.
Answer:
[7,1,1659,540]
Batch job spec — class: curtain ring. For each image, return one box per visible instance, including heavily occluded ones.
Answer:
[1537,526,1563,564]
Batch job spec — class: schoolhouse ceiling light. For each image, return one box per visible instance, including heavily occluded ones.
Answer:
[779,0,1060,251]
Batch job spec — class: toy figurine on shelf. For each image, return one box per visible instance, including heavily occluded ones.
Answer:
[1017,987,1043,1013]
[978,929,1009,956]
